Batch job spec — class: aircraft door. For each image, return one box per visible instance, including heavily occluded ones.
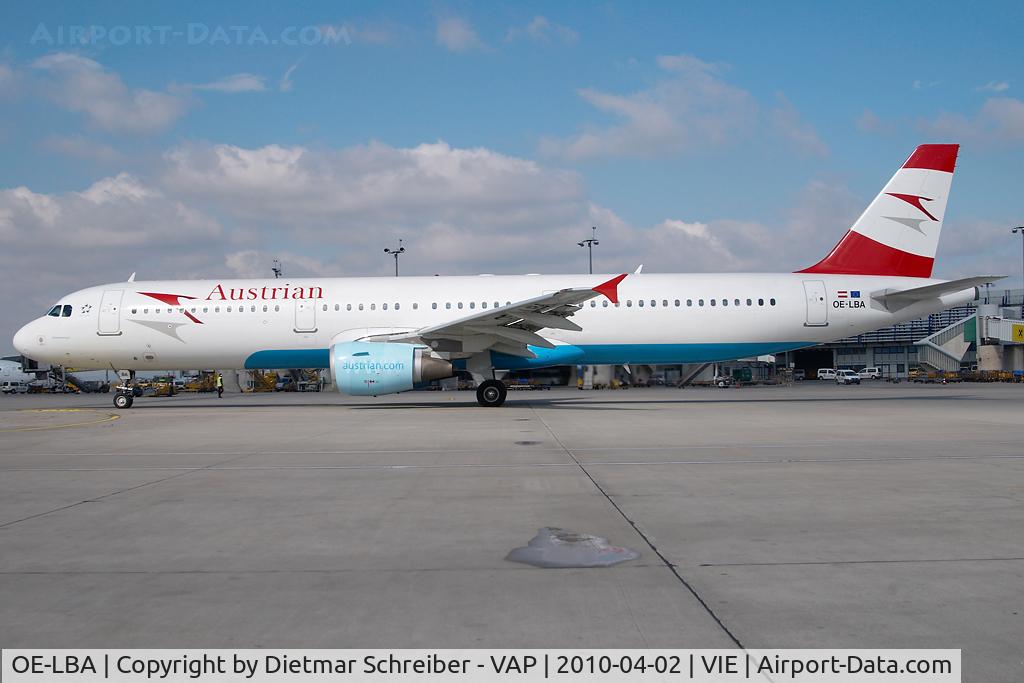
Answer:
[98,290,124,335]
[802,280,828,327]
[294,299,317,333]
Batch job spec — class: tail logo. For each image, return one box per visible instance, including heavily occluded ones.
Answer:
[885,193,938,221]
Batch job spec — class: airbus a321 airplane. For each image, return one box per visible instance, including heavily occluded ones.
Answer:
[13,144,997,408]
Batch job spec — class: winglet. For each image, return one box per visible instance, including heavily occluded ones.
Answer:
[593,274,627,304]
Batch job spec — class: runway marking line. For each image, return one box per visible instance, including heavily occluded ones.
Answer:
[0,408,120,432]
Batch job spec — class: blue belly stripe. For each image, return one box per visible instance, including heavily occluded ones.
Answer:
[245,342,812,370]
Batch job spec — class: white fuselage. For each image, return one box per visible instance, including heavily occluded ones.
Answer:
[13,272,976,372]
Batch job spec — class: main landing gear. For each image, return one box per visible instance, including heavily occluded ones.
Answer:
[112,369,138,409]
[476,379,507,407]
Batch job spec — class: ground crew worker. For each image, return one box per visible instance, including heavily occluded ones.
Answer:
[216,372,224,398]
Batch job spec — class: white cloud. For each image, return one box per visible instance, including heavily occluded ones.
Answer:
[0,63,18,96]
[920,97,1024,144]
[506,16,578,44]
[435,17,486,52]
[538,54,758,160]
[31,53,188,134]
[912,79,940,90]
[977,81,1009,92]
[771,93,828,157]
[188,73,267,93]
[279,61,301,92]
[855,109,894,134]
[40,135,125,164]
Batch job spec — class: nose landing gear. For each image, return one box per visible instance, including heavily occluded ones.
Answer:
[113,369,137,409]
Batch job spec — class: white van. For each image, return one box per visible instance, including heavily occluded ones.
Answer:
[1,381,29,394]
[859,367,882,380]
[816,369,836,381]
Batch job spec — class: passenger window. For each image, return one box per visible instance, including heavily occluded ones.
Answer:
[370,303,376,311]
[227,306,232,313]
[457,302,463,309]
[664,300,669,307]
[346,304,352,311]
[322,304,328,312]
[602,300,608,307]
[770,298,777,306]
[432,303,438,310]
[494,302,500,308]
[482,302,488,309]
[62,305,72,317]
[698,299,704,306]
[687,299,693,307]
[251,306,256,312]
[710,299,716,306]
[131,308,137,314]
[413,303,418,310]
[651,300,657,307]
[274,305,280,312]
[734,299,740,306]
[469,302,475,309]
[359,304,364,311]
[723,299,728,306]
[382,303,388,310]
[48,305,61,316]
[638,300,644,307]
[215,307,220,313]
[758,298,764,306]
[335,304,340,311]
[746,299,752,306]
[395,303,401,310]
[626,300,633,307]
[203,307,208,313]
[590,301,596,307]
[445,303,451,309]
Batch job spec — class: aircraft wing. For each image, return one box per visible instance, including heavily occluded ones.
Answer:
[873,276,1003,311]
[377,274,627,358]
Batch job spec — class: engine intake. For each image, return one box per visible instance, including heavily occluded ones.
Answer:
[330,341,453,396]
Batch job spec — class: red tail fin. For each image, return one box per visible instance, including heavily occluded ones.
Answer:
[798,144,958,278]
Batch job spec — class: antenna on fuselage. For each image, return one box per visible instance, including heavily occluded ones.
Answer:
[127,272,136,282]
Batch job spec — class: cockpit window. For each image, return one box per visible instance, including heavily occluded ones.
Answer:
[62,305,73,317]
[48,305,61,317]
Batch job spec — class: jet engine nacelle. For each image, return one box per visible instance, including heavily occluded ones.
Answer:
[329,341,454,396]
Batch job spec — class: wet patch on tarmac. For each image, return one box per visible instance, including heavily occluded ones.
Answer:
[506,527,640,568]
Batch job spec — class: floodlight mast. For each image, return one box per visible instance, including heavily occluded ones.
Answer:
[384,239,406,277]
[577,226,599,274]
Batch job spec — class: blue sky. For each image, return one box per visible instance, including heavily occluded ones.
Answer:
[1,1,1022,343]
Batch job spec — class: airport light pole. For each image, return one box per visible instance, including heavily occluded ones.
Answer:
[578,226,599,274]
[384,239,405,277]
[1013,227,1024,318]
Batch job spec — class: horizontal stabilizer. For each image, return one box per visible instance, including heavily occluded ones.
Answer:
[873,276,1002,311]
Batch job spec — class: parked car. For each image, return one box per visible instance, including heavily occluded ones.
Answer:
[817,368,836,381]
[836,369,861,385]
[858,367,881,380]
[792,369,806,381]
[1,381,30,394]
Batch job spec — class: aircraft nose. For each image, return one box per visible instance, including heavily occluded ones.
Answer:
[13,322,35,356]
